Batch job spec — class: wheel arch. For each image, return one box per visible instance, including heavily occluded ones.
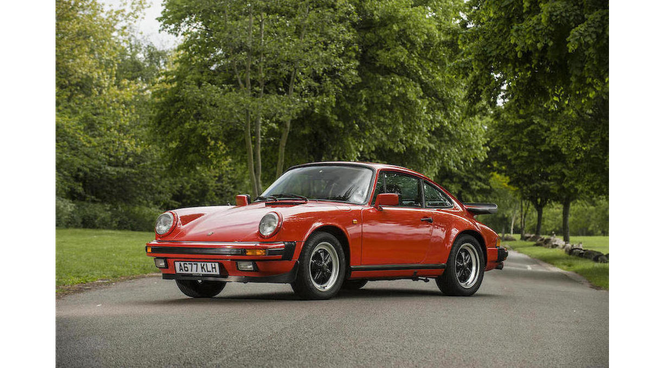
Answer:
[455,230,487,266]
[307,225,351,279]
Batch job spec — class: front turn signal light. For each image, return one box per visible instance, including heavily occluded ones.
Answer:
[245,249,267,256]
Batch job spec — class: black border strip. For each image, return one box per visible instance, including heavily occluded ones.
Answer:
[350,264,446,272]
[497,247,508,263]
[149,242,297,260]
[150,246,246,256]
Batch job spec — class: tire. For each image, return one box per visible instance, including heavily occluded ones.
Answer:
[341,279,368,290]
[175,279,226,298]
[436,235,485,296]
[291,231,346,300]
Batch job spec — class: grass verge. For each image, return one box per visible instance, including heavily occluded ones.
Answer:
[504,236,609,290]
[56,228,156,293]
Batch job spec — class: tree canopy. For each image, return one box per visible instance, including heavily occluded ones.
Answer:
[154,0,488,197]
[55,0,608,236]
[462,0,609,240]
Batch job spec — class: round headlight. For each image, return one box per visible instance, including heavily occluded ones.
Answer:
[259,212,281,237]
[155,212,176,235]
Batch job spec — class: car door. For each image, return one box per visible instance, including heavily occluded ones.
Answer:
[422,180,460,261]
[361,171,433,265]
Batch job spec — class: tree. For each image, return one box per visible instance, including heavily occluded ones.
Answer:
[488,107,559,237]
[154,0,491,197]
[279,0,489,184]
[57,0,158,205]
[463,0,609,242]
[56,0,179,229]
[157,0,358,197]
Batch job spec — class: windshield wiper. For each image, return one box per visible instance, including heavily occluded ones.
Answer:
[254,195,278,202]
[271,193,309,202]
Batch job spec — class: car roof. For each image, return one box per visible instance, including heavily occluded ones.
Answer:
[287,161,427,178]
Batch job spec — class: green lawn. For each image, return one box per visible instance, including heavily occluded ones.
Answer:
[504,236,609,290]
[56,228,156,290]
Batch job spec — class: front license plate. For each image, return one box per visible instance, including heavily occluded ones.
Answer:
[174,261,220,275]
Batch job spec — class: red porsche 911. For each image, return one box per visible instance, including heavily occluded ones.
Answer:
[146,162,507,299]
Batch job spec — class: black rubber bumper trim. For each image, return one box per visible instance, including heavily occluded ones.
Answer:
[497,247,508,263]
[149,242,298,260]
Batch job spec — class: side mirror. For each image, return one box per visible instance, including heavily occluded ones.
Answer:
[235,194,251,207]
[374,193,399,210]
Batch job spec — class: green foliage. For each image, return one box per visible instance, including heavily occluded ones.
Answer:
[296,0,488,181]
[530,198,609,237]
[463,0,609,192]
[155,0,361,195]
[56,0,194,230]
[56,199,162,232]
[482,189,609,237]
[463,0,608,240]
[55,0,608,236]
[463,0,608,111]
[154,0,488,193]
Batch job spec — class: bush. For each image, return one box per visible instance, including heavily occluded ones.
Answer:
[56,197,78,228]
[75,202,117,229]
[56,199,162,232]
[112,204,162,232]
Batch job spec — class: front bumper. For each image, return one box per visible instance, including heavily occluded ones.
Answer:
[146,240,300,283]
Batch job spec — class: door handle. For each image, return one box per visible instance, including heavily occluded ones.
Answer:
[421,217,433,223]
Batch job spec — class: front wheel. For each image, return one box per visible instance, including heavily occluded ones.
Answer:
[436,235,485,296]
[175,280,226,298]
[291,231,346,300]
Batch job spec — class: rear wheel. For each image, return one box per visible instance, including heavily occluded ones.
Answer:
[436,235,485,296]
[291,231,346,300]
[175,280,226,298]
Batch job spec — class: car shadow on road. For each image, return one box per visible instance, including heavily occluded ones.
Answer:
[337,288,504,299]
[133,287,503,306]
[337,288,443,298]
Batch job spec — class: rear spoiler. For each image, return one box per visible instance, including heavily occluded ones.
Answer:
[463,203,498,215]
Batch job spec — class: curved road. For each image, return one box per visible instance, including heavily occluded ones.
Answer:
[57,251,608,367]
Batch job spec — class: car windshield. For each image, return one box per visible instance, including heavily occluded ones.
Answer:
[257,165,374,205]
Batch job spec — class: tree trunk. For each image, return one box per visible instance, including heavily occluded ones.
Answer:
[244,8,258,197]
[510,205,517,235]
[562,199,571,243]
[254,11,264,194]
[275,3,310,179]
[244,110,258,198]
[276,116,291,179]
[534,205,543,237]
[519,199,531,239]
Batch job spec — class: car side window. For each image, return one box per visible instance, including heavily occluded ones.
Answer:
[372,171,422,207]
[423,181,453,208]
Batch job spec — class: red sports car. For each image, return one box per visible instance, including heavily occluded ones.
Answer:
[146,162,507,299]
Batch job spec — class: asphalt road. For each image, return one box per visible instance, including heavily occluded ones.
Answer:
[56,251,609,367]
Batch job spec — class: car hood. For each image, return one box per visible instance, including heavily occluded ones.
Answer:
[162,201,353,242]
